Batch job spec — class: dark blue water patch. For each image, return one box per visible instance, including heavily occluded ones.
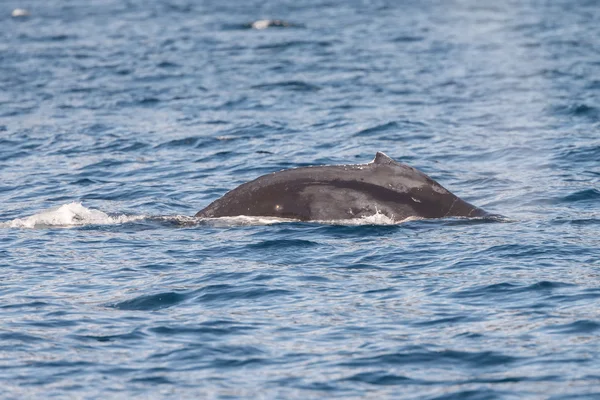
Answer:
[341,348,519,369]
[156,61,180,69]
[203,122,293,141]
[210,356,272,369]
[549,393,600,400]
[550,103,600,121]
[451,281,575,302]
[0,150,30,162]
[27,360,95,370]
[556,144,600,163]
[342,371,414,385]
[80,123,113,135]
[547,290,600,304]
[560,218,600,226]
[584,169,600,178]
[74,218,166,233]
[336,262,386,271]
[538,188,600,205]
[461,172,518,186]
[291,380,343,393]
[432,216,509,227]
[18,33,75,42]
[449,145,538,163]
[96,140,150,154]
[353,120,429,138]
[138,263,175,271]
[561,188,600,203]
[69,178,101,186]
[113,291,189,311]
[146,346,273,371]
[430,389,509,400]
[71,329,147,343]
[0,301,52,310]
[195,150,244,163]
[0,139,19,148]
[148,321,256,338]
[251,80,321,92]
[469,374,562,385]
[362,287,395,296]
[392,35,425,43]
[412,315,480,327]
[0,332,45,343]
[454,332,485,339]
[314,224,404,238]
[545,320,600,334]
[129,375,173,385]
[112,283,294,311]
[451,282,518,299]
[27,319,79,328]
[479,243,577,258]
[255,40,336,51]
[194,286,293,304]
[149,343,265,362]
[247,239,320,249]
[249,273,277,283]
[297,274,332,283]
[135,97,161,105]
[83,187,157,201]
[79,158,131,171]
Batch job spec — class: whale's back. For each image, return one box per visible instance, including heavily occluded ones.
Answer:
[195,152,487,221]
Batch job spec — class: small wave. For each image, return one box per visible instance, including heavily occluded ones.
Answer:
[341,348,518,368]
[546,320,600,334]
[113,292,189,311]
[342,371,413,385]
[556,145,600,163]
[154,136,214,149]
[0,202,145,229]
[537,188,600,205]
[550,103,600,121]
[353,120,427,138]
[562,188,600,203]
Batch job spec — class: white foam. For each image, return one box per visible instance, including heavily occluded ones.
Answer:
[321,210,414,226]
[200,210,413,226]
[11,8,30,17]
[201,215,299,227]
[1,202,145,229]
[2,204,419,229]
[251,20,271,30]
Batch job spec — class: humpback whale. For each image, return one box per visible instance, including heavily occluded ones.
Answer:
[195,152,489,222]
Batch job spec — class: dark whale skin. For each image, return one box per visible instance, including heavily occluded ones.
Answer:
[195,152,488,222]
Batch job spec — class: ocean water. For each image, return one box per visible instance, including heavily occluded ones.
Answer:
[1,0,599,398]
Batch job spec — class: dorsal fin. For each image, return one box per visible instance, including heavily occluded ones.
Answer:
[372,152,395,165]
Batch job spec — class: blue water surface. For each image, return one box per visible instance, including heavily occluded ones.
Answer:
[1,0,599,398]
